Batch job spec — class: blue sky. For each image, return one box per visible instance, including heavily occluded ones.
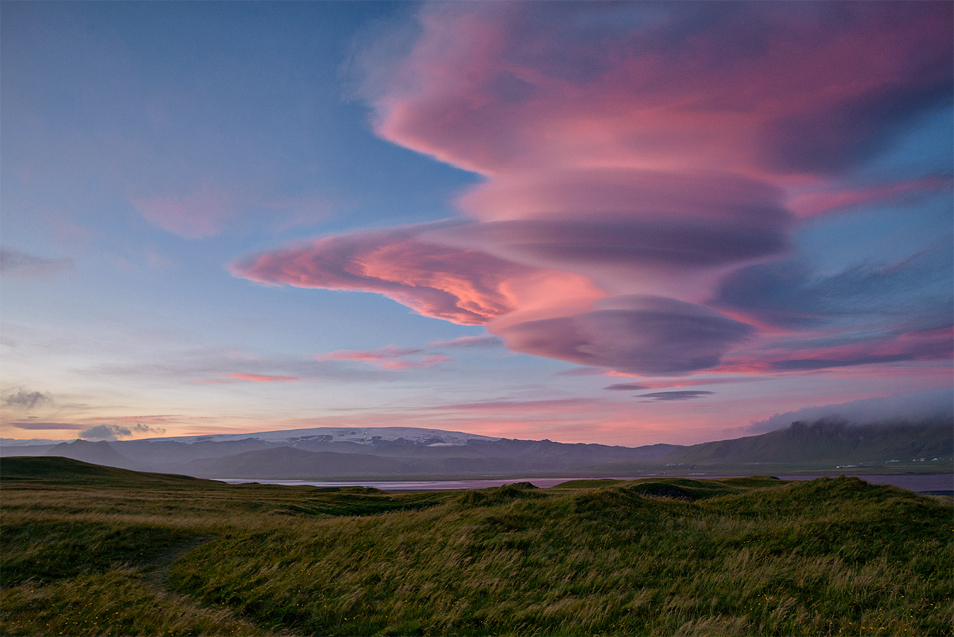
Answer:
[2,2,951,446]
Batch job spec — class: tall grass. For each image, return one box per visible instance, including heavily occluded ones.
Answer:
[1,459,950,636]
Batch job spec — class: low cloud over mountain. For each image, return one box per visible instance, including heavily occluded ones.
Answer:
[750,388,954,433]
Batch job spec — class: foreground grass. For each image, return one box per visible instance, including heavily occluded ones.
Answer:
[1,458,951,636]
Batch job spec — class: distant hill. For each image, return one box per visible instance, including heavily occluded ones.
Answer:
[188,438,682,479]
[8,428,681,480]
[6,421,950,480]
[193,447,414,478]
[44,439,137,469]
[660,418,953,468]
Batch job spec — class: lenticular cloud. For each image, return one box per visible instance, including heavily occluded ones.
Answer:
[231,224,535,326]
[368,2,950,179]
[494,296,754,375]
[233,2,953,376]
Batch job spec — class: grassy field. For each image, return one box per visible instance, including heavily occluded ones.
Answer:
[1,458,951,636]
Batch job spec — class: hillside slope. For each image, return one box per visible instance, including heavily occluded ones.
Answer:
[1,458,950,636]
[661,418,953,467]
[0,456,221,488]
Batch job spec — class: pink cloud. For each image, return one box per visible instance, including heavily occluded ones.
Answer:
[380,354,450,370]
[144,248,177,270]
[232,225,534,325]
[424,168,793,300]
[233,224,604,326]
[319,345,450,371]
[231,3,951,379]
[260,194,337,231]
[368,3,950,178]
[131,182,236,239]
[322,346,424,362]
[429,335,502,349]
[225,373,300,383]
[233,224,765,374]
[788,175,953,217]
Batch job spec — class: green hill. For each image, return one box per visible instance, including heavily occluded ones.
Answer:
[1,457,951,636]
[0,456,221,488]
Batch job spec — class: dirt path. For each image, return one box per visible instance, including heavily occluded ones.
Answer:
[141,535,213,589]
[138,536,302,637]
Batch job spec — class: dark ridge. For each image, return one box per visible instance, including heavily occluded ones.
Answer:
[0,456,220,488]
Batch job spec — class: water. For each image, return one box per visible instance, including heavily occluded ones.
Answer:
[218,473,953,493]
[218,477,598,490]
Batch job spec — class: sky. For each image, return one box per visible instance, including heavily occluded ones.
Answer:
[1,1,952,447]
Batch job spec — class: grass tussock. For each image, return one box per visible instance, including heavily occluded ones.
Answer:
[1,457,951,636]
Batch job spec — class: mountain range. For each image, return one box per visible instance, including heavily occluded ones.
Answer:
[1,419,950,479]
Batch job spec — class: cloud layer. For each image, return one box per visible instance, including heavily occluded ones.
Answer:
[494,296,753,375]
[232,3,952,377]
[79,422,166,441]
[367,2,950,178]
[750,388,954,433]
[232,224,540,326]
[2,389,53,409]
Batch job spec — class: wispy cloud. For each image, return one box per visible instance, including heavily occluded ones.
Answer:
[429,335,503,349]
[2,389,53,409]
[0,250,72,278]
[85,344,386,385]
[380,354,450,370]
[322,346,425,362]
[130,182,237,239]
[11,422,86,431]
[788,175,952,217]
[555,368,610,377]
[318,337,504,371]
[637,391,714,402]
[425,398,599,413]
[319,345,450,371]
[79,422,166,441]
[714,249,953,330]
